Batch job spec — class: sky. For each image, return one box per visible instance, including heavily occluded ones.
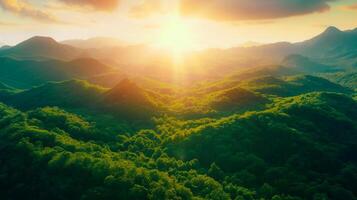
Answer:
[0,0,357,50]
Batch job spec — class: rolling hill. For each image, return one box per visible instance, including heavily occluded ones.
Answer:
[229,65,298,81]
[209,87,268,112]
[243,75,352,97]
[0,79,161,120]
[323,71,357,89]
[103,79,160,118]
[0,57,117,89]
[164,92,357,199]
[0,80,106,110]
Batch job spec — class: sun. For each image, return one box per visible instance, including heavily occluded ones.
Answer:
[153,15,195,81]
[156,16,194,55]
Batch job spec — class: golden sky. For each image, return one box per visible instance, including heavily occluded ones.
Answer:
[0,0,357,49]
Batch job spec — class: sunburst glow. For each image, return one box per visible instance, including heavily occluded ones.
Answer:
[156,16,194,56]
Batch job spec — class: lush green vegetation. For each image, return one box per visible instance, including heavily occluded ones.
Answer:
[1,27,357,200]
[1,74,357,200]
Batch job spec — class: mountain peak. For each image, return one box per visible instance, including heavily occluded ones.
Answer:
[104,79,154,109]
[108,79,141,94]
[18,36,57,46]
[14,36,60,50]
[300,26,344,48]
[2,36,81,61]
[323,26,341,34]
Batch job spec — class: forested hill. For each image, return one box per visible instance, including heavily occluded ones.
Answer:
[1,81,357,200]
[1,27,357,200]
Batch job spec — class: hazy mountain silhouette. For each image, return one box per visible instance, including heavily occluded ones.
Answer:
[0,57,116,89]
[297,26,357,58]
[186,26,357,77]
[1,26,356,84]
[62,37,127,49]
[0,36,84,61]
[227,26,357,60]
[238,41,263,47]
[2,26,356,65]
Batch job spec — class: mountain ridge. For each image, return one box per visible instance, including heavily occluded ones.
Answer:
[0,36,84,61]
[0,56,118,89]
[61,37,128,49]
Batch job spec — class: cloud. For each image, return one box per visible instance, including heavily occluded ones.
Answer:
[180,0,334,21]
[58,0,120,11]
[0,0,59,23]
[341,4,357,10]
[129,0,166,18]
[0,20,17,26]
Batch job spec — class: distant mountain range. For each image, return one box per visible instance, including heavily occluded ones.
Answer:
[0,26,356,85]
[1,26,356,62]
[238,41,263,47]
[219,26,357,62]
[61,37,128,49]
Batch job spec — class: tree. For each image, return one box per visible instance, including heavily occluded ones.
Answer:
[208,162,224,181]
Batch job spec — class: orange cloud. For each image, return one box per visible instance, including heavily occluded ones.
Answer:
[180,0,333,21]
[341,4,357,10]
[58,0,120,11]
[0,0,59,23]
[129,0,165,18]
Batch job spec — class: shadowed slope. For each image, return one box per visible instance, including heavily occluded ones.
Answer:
[243,75,352,97]
[1,80,106,110]
[0,36,84,60]
[0,57,115,89]
[103,79,159,119]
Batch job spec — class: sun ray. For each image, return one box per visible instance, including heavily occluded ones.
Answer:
[153,15,195,82]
